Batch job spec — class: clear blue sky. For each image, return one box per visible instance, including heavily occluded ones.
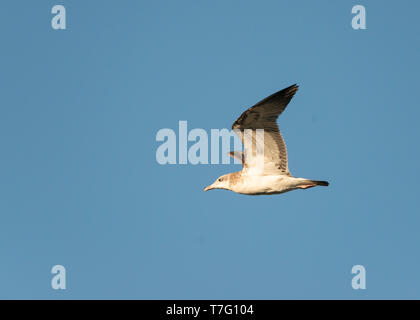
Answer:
[0,0,419,299]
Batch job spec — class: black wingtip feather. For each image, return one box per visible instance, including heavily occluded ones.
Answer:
[232,84,300,130]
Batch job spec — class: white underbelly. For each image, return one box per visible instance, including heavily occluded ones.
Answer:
[233,175,295,195]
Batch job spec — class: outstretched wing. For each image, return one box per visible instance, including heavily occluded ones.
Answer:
[231,84,299,175]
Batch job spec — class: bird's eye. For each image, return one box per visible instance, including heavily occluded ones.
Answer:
[218,178,222,182]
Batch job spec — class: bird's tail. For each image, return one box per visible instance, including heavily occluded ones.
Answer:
[309,180,329,187]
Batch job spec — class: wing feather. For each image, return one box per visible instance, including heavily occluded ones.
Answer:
[231,84,298,175]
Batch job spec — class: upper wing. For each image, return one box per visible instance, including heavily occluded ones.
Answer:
[231,84,299,175]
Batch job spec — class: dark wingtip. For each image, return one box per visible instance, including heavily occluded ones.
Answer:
[284,84,299,97]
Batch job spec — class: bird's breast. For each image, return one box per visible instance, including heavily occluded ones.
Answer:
[231,175,293,195]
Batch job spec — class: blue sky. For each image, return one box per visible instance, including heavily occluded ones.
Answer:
[0,0,419,299]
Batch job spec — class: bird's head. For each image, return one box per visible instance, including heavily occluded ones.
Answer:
[204,174,230,191]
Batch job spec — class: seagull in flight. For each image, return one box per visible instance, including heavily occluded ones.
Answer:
[204,84,329,195]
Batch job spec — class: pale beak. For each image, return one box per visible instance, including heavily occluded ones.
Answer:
[203,184,214,192]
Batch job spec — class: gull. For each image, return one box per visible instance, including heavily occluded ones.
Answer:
[204,84,329,195]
